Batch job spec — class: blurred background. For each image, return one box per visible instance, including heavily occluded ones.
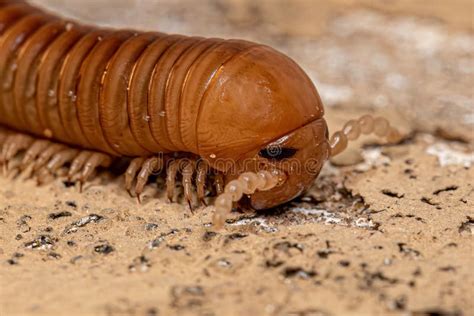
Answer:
[31,0,473,144]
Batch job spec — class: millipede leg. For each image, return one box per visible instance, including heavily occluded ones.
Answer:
[0,128,9,148]
[166,160,180,202]
[135,156,163,203]
[329,115,402,157]
[78,153,112,192]
[196,160,209,206]
[68,151,93,181]
[6,159,21,179]
[1,134,34,172]
[31,144,68,182]
[214,172,225,195]
[124,157,145,196]
[1,134,33,162]
[36,148,80,185]
[32,143,66,172]
[181,160,196,212]
[46,148,79,173]
[0,136,14,162]
[20,139,51,170]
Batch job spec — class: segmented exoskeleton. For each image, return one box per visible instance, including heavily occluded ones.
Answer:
[0,1,401,228]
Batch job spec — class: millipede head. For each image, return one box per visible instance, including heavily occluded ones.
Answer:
[227,118,330,210]
[197,45,330,212]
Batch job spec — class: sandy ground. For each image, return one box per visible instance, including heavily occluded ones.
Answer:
[1,1,473,315]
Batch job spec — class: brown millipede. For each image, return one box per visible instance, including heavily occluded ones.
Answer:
[0,1,401,228]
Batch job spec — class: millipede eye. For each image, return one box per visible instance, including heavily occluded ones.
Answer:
[259,147,297,160]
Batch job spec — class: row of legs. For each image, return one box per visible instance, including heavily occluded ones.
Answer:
[0,127,224,209]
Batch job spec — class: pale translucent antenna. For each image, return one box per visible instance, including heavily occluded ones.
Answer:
[212,169,286,229]
[329,115,402,157]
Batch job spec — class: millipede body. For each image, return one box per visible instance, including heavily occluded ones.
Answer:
[0,1,401,228]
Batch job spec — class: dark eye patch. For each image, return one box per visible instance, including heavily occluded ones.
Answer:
[259,147,298,160]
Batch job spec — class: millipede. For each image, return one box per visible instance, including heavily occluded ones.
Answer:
[0,0,402,228]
